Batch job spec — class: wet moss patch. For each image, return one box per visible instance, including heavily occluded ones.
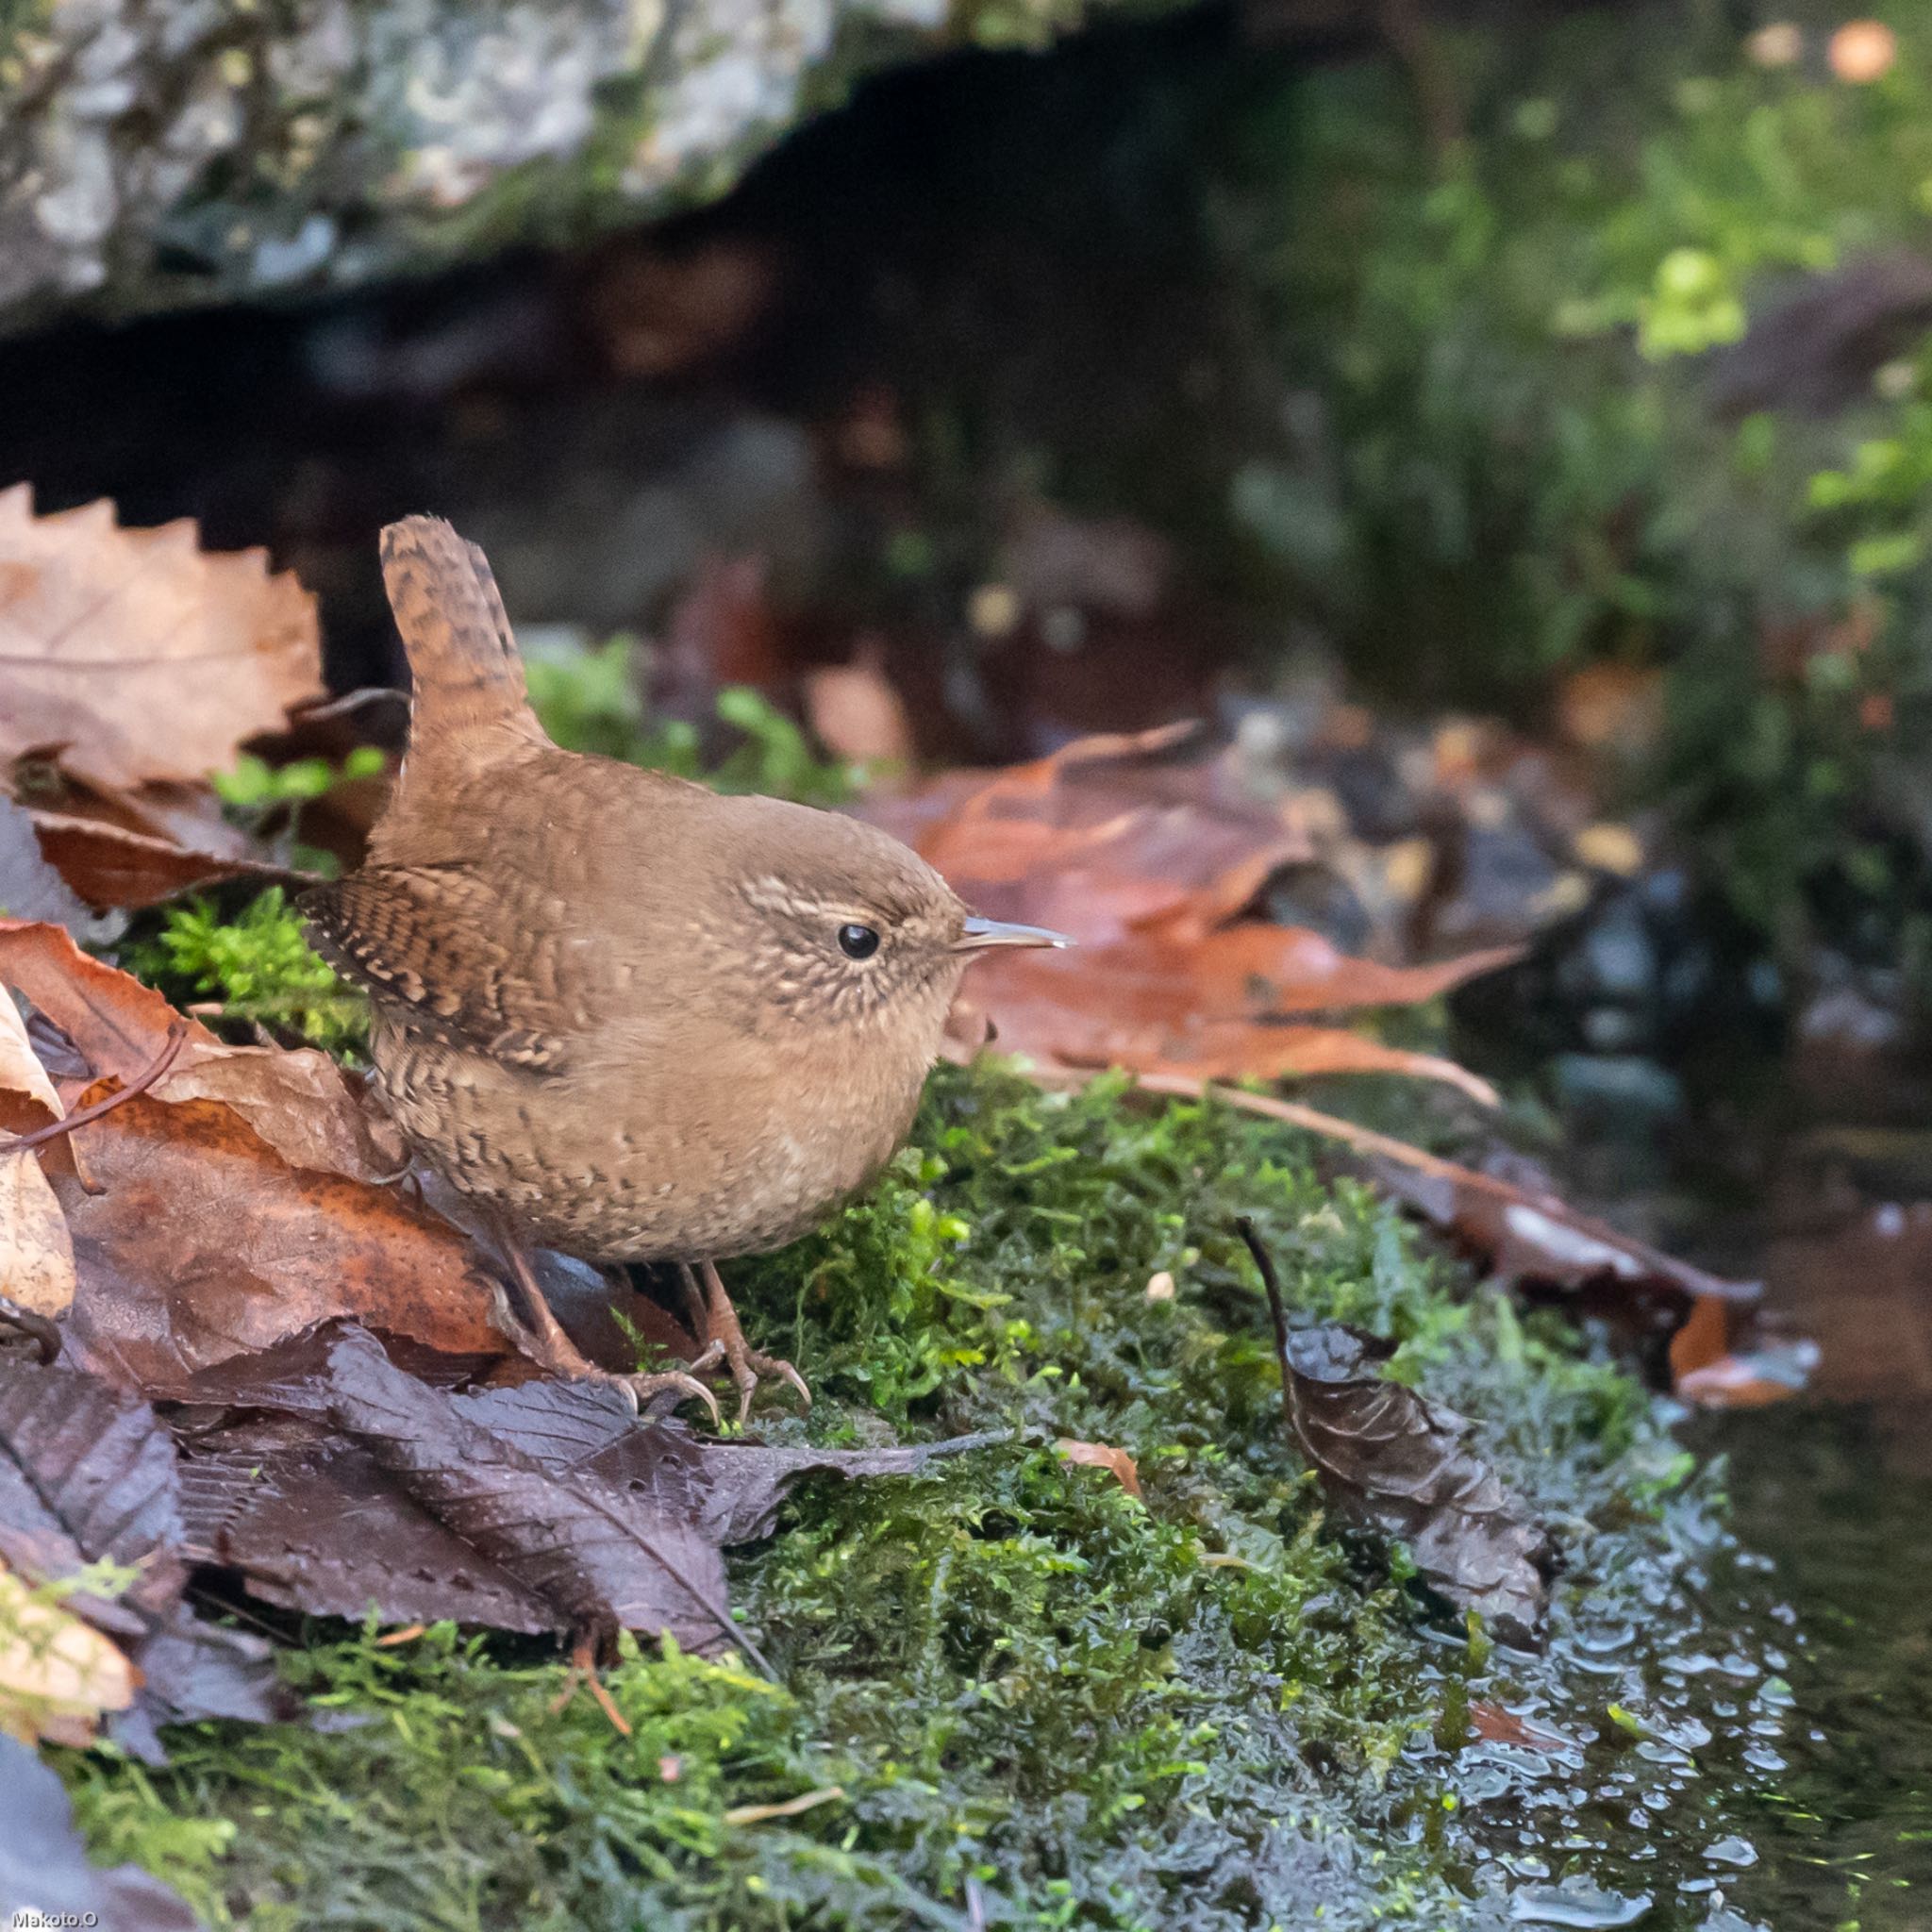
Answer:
[58,1063,1776,1928]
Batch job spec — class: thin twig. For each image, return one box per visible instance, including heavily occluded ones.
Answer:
[555,1639,634,1736]
[1030,1062,1504,1198]
[0,1293,61,1364]
[0,1021,189,1158]
[1235,1218,1296,1439]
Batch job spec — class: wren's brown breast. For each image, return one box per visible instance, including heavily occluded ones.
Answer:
[303,517,1058,1276]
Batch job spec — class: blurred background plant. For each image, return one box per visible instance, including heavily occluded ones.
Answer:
[1224,5,1932,1005]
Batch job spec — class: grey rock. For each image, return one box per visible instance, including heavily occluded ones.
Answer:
[1553,1054,1684,1128]
[0,0,1122,333]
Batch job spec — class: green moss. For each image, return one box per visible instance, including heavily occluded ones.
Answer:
[125,887,368,1052]
[58,1060,1720,1929]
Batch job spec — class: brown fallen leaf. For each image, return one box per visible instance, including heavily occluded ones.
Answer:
[0,1158,75,1323]
[0,490,324,792]
[6,747,316,919]
[0,921,514,1391]
[804,646,914,768]
[868,727,1514,1100]
[23,801,306,913]
[0,992,78,1316]
[1467,1700,1580,1755]
[0,1734,207,1929]
[1351,1148,1767,1395]
[175,1323,998,1659]
[60,1090,512,1392]
[0,796,108,938]
[1240,1223,1553,1645]
[1055,1438,1142,1497]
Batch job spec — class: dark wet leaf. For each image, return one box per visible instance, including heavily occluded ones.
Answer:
[178,1324,996,1659]
[1190,1080,1798,1405]
[0,1355,286,1750]
[1239,1219,1551,1643]
[178,1415,557,1635]
[0,1735,206,1931]
[1357,1150,1766,1393]
[0,1356,189,1621]
[1279,1324,1554,1645]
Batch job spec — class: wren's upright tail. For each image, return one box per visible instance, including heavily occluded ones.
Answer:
[380,516,546,782]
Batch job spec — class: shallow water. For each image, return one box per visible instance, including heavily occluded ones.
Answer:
[1715,1402,1932,1928]
[1473,1041,1932,1932]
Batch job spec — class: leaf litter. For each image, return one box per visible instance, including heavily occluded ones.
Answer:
[0,494,327,917]
[868,724,1520,1101]
[878,723,1794,1403]
[171,1321,992,1666]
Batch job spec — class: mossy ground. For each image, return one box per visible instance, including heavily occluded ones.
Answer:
[56,1053,1740,1931]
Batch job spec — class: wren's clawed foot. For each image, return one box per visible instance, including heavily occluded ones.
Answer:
[680,1260,811,1424]
[485,1214,722,1426]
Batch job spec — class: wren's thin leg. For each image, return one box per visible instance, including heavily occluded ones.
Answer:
[481,1207,720,1425]
[679,1259,811,1424]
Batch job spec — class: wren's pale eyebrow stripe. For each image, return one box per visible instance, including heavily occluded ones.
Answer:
[741,874,880,926]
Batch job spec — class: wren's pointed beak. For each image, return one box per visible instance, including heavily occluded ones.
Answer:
[953,916,1074,954]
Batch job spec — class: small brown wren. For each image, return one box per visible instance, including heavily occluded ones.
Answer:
[303,517,1065,1420]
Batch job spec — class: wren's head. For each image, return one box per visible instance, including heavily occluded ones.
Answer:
[695,792,1065,1044]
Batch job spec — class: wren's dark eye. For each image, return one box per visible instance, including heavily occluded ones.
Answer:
[837,923,881,960]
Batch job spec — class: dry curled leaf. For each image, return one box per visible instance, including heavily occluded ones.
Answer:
[22,796,306,914]
[869,726,1512,1100]
[0,991,77,1317]
[1055,1438,1142,1497]
[0,1562,137,1748]
[0,489,324,791]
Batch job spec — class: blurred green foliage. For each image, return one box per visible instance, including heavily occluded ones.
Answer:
[1227,5,1932,978]
[212,746,388,809]
[525,634,859,806]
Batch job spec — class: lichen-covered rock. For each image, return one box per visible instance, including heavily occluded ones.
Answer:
[0,0,1099,332]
